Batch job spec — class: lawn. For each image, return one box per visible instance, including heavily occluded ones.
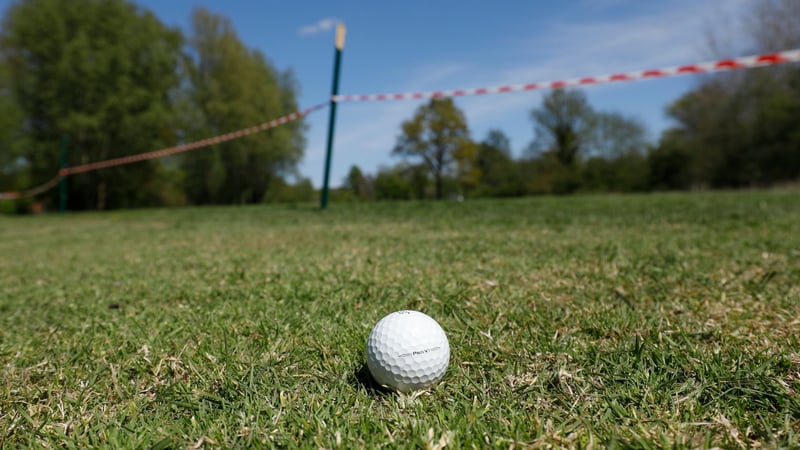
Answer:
[1,190,799,448]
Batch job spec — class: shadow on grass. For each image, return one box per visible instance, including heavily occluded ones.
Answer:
[352,363,393,397]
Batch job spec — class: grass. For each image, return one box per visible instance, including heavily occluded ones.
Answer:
[1,190,799,448]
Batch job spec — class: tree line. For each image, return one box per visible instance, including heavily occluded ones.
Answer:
[1,0,798,212]
[0,0,311,213]
[340,70,799,201]
[339,0,800,201]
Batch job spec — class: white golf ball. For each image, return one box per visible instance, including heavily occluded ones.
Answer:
[366,310,450,392]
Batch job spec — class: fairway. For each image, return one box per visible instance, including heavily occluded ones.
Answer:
[1,191,799,448]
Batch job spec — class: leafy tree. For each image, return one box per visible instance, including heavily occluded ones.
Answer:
[263,176,315,203]
[749,70,800,183]
[648,130,692,190]
[727,0,800,186]
[528,89,650,193]
[374,166,412,200]
[659,0,800,190]
[581,112,650,192]
[393,98,473,199]
[582,153,649,192]
[406,164,429,200]
[483,129,512,158]
[522,152,580,195]
[589,112,648,159]
[474,129,524,197]
[182,7,305,204]
[530,88,594,166]
[661,81,727,187]
[343,164,368,199]
[1,0,185,210]
[452,139,480,194]
[0,62,27,192]
[663,65,800,188]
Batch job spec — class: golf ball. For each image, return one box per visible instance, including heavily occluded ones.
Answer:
[366,310,450,392]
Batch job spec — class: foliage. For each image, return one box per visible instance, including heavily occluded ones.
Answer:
[473,129,525,197]
[581,153,650,192]
[452,139,479,193]
[393,98,474,199]
[373,166,413,200]
[0,61,29,212]
[0,0,185,210]
[589,111,649,159]
[343,165,364,195]
[181,8,305,205]
[656,0,800,190]
[343,165,375,200]
[529,88,594,166]
[523,153,582,195]
[262,177,315,203]
[661,68,800,189]
[527,89,650,194]
[647,131,692,190]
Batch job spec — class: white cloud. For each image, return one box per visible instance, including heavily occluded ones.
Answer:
[298,17,340,36]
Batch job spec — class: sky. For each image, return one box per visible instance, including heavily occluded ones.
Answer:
[5,0,762,188]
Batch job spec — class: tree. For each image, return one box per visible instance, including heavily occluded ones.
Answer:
[263,176,315,203]
[589,112,648,159]
[528,89,650,193]
[1,0,185,210]
[344,165,364,196]
[648,130,692,190]
[530,88,594,166]
[452,139,480,194]
[659,0,800,190]
[393,98,473,199]
[374,166,412,200]
[662,63,800,188]
[474,129,524,197]
[0,61,28,198]
[581,153,649,192]
[182,8,305,204]
[483,129,512,158]
[343,164,375,200]
[406,164,429,200]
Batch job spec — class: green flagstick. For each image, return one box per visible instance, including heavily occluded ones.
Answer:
[320,23,345,210]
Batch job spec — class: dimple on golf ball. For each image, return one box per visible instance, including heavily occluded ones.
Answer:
[366,310,450,392]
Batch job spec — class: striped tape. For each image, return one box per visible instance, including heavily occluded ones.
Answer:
[0,175,61,200]
[0,103,327,200]
[62,103,328,176]
[333,49,800,102]
[4,49,800,201]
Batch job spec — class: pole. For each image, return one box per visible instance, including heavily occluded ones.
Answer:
[320,23,346,210]
[59,135,68,213]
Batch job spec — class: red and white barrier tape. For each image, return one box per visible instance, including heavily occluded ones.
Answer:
[333,49,800,102]
[0,103,327,200]
[4,49,800,201]
[0,175,62,200]
[62,103,328,176]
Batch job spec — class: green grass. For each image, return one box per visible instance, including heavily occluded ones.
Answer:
[1,190,799,448]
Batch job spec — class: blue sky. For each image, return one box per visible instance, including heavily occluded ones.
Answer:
[5,0,760,187]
